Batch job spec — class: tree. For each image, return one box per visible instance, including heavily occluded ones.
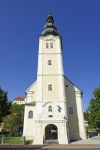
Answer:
[84,112,89,121]
[3,104,24,135]
[0,88,11,123]
[86,86,100,129]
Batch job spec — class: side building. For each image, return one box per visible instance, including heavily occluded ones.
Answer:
[12,97,25,105]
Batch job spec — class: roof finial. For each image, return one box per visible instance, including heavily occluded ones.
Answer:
[47,10,54,23]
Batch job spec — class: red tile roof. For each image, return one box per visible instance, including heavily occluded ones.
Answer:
[14,97,25,101]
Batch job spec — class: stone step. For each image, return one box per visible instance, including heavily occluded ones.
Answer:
[44,140,59,144]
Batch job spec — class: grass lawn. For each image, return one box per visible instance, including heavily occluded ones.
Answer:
[2,136,23,145]
[0,136,33,145]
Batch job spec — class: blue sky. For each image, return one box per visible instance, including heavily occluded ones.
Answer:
[0,0,100,111]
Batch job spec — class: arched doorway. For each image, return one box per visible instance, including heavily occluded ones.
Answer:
[45,124,58,140]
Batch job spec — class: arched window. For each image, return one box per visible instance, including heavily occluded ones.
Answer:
[48,106,52,112]
[48,60,52,65]
[46,43,49,48]
[50,42,53,48]
[69,107,74,114]
[28,110,33,118]
[48,84,52,91]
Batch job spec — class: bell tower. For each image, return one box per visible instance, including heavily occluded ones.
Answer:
[34,14,69,144]
[36,15,66,102]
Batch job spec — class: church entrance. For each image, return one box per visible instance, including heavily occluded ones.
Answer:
[45,124,58,140]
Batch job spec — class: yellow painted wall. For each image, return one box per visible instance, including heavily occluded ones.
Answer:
[26,81,37,102]
[64,77,82,140]
[42,76,59,102]
[42,54,58,75]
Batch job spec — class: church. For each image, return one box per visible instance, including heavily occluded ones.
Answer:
[23,14,86,144]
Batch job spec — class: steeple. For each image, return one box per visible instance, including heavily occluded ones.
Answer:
[41,14,60,36]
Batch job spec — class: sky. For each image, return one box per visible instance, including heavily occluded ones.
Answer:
[0,0,100,111]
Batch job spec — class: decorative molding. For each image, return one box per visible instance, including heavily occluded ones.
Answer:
[25,102,36,106]
[35,120,67,123]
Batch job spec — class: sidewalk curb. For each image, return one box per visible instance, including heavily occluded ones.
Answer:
[0,144,100,149]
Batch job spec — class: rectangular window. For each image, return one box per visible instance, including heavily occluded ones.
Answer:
[50,42,53,48]
[48,115,53,117]
[46,43,49,48]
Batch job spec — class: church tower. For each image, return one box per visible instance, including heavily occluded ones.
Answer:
[23,14,86,144]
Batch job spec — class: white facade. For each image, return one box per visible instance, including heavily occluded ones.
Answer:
[23,15,86,144]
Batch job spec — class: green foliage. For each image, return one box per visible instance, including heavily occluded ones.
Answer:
[86,86,100,129]
[25,140,33,145]
[0,88,11,123]
[93,86,100,99]
[84,112,89,121]
[3,104,24,136]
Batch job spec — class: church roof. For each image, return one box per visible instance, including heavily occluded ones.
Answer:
[41,14,60,36]
[25,80,37,93]
[64,76,83,95]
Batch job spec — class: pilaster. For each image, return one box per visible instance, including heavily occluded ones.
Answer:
[75,91,87,139]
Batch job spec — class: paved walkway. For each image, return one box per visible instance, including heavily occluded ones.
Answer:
[0,136,100,149]
[43,136,100,148]
[71,136,100,144]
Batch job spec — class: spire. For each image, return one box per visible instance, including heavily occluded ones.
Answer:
[41,14,59,36]
[47,10,54,23]
[47,15,54,24]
